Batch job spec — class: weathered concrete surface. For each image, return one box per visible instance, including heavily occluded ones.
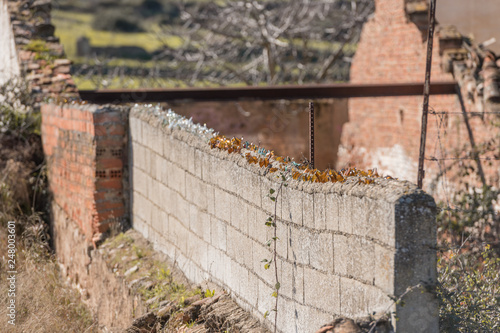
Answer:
[129,105,439,333]
[0,0,20,85]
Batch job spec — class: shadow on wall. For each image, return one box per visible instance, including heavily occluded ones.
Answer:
[167,99,349,170]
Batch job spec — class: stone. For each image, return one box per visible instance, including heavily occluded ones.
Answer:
[53,65,71,74]
[33,23,55,38]
[53,58,72,66]
[27,63,40,70]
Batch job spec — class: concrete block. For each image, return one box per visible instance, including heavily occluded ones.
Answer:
[230,196,247,233]
[133,143,146,172]
[210,217,227,252]
[194,149,203,179]
[309,232,334,273]
[252,243,274,284]
[186,231,202,265]
[189,203,199,233]
[339,277,368,318]
[133,192,149,222]
[133,166,147,196]
[325,193,340,232]
[314,192,326,230]
[169,216,182,249]
[168,164,186,198]
[139,119,147,144]
[162,131,172,159]
[260,177,276,215]
[213,187,231,223]
[197,241,209,272]
[338,194,353,234]
[303,307,335,332]
[223,252,233,287]
[151,126,163,156]
[146,174,159,206]
[280,260,304,302]
[151,204,162,234]
[135,216,150,239]
[186,144,196,175]
[157,156,169,185]
[206,185,215,216]
[129,117,141,142]
[303,192,314,229]
[304,267,340,313]
[190,205,210,243]
[364,285,391,316]
[201,152,215,185]
[237,167,261,207]
[144,148,154,177]
[277,297,326,333]
[226,160,239,195]
[334,234,375,283]
[257,280,275,322]
[369,201,395,247]
[226,226,253,270]
[281,186,303,225]
[279,301,311,333]
[237,229,254,269]
[166,185,178,218]
[250,207,273,246]
[374,244,394,294]
[242,271,259,308]
[226,225,242,261]
[350,196,369,238]
[176,195,190,227]
[288,226,310,266]
[186,173,207,209]
[207,245,222,280]
[230,259,248,297]
[244,203,257,238]
[160,210,169,237]
[276,221,288,260]
[243,238,254,270]
[170,139,189,171]
[158,182,169,207]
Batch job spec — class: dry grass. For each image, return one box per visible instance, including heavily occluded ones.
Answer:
[0,245,100,332]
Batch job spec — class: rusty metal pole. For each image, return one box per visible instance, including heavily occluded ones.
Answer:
[309,101,315,169]
[417,0,438,188]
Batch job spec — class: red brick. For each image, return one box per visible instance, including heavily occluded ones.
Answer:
[96,178,122,190]
[97,158,123,169]
[96,207,125,221]
[95,124,107,136]
[96,201,123,211]
[108,124,125,136]
[93,112,122,124]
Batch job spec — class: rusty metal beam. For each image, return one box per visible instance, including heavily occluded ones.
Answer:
[79,82,458,104]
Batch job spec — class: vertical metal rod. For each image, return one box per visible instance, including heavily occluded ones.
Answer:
[417,0,438,188]
[309,101,315,169]
[456,87,487,187]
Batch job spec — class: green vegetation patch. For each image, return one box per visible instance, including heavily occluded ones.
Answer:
[100,231,202,311]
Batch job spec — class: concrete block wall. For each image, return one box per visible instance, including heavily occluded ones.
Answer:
[130,105,439,332]
[41,103,128,242]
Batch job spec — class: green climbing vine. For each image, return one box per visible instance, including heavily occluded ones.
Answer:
[261,173,288,332]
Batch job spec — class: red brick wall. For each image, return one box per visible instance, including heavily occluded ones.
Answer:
[41,103,127,242]
[339,0,499,190]
[168,99,348,170]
